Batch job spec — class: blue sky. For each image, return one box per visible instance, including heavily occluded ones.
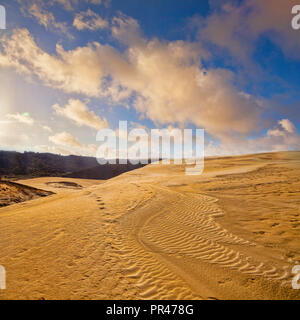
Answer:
[0,0,299,156]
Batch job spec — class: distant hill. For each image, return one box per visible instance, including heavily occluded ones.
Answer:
[0,151,146,180]
[64,163,145,180]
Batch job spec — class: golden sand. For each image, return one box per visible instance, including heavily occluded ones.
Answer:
[0,151,300,299]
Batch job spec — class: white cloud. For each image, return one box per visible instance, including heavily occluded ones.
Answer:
[18,0,72,37]
[49,131,82,147]
[194,0,300,61]
[6,113,34,125]
[53,99,108,130]
[52,0,76,10]
[0,26,263,140]
[28,3,70,36]
[0,29,105,96]
[206,119,300,156]
[278,119,296,134]
[48,131,98,156]
[52,0,105,11]
[73,9,108,31]
[40,125,53,132]
[111,13,143,46]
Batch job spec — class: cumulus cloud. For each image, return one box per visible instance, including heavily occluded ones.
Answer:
[49,131,82,147]
[0,24,264,140]
[278,119,296,134]
[111,13,144,46]
[27,3,70,36]
[48,131,98,156]
[73,9,108,31]
[0,29,105,96]
[40,125,53,132]
[52,0,106,11]
[206,118,300,156]
[254,119,300,153]
[53,99,108,130]
[6,113,35,125]
[52,0,77,10]
[104,15,262,137]
[195,0,300,60]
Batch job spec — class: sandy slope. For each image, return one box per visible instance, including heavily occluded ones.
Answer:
[16,177,105,193]
[0,181,53,208]
[0,152,300,300]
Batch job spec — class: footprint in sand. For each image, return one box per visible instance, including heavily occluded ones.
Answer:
[270,223,280,227]
[253,231,265,235]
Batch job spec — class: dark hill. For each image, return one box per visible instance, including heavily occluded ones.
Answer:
[64,162,145,180]
[0,151,146,180]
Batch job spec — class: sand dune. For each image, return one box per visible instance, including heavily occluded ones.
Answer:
[0,152,300,299]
